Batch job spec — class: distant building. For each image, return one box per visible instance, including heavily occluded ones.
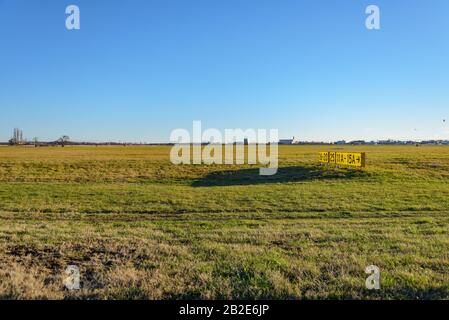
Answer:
[278,136,300,145]
[349,140,366,145]
[335,140,346,145]
[279,139,294,145]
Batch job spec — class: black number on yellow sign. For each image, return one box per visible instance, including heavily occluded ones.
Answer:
[348,154,354,164]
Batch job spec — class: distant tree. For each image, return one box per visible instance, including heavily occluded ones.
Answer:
[33,137,39,147]
[10,128,24,145]
[58,135,70,147]
[13,128,19,144]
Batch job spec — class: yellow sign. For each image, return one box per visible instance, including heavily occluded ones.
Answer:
[319,152,329,163]
[319,152,365,167]
[329,152,336,163]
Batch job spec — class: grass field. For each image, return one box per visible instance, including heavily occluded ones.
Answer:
[0,145,448,299]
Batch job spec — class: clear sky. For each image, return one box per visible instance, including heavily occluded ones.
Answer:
[1,0,448,142]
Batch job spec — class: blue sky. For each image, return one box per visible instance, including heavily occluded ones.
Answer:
[1,0,448,142]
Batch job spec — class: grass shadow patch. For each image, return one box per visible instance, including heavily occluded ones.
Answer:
[192,166,369,187]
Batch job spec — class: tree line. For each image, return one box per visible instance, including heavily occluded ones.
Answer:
[8,128,70,147]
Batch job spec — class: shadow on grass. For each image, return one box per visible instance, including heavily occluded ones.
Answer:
[192,165,368,187]
[363,286,449,300]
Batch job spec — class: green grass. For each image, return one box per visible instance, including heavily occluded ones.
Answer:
[0,145,448,299]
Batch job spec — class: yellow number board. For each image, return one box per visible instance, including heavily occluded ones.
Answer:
[319,152,365,167]
[319,152,329,163]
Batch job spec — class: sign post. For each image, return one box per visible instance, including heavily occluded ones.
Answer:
[319,151,365,168]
